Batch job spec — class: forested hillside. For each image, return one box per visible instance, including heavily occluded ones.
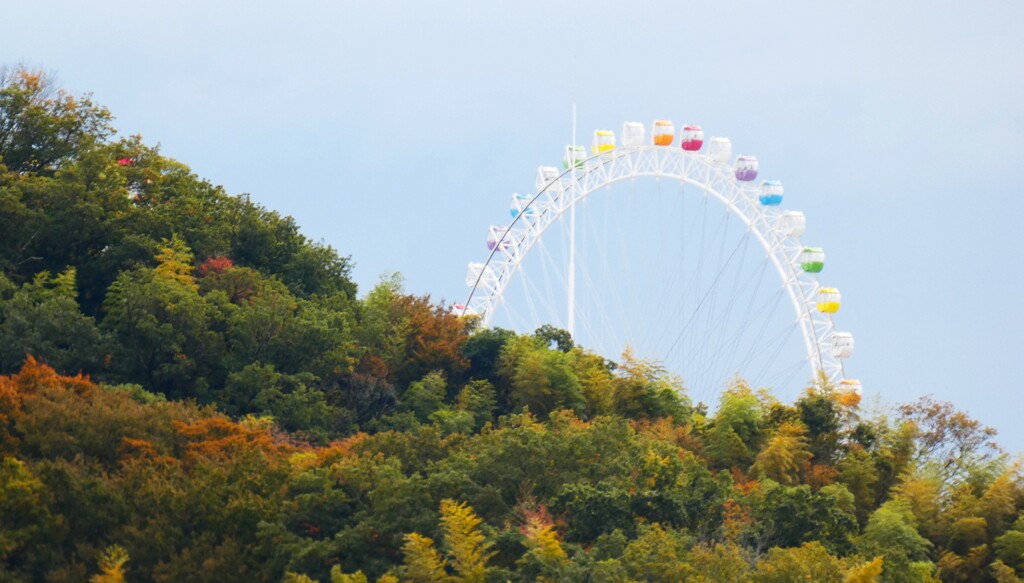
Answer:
[1,68,1023,583]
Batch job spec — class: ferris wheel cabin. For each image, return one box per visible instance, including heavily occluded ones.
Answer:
[759,180,784,206]
[592,130,616,153]
[487,225,512,251]
[451,303,476,317]
[510,192,537,218]
[816,288,842,314]
[707,137,732,164]
[681,125,704,151]
[621,122,645,147]
[778,211,806,237]
[563,145,586,170]
[838,379,863,396]
[735,155,759,181]
[831,332,855,358]
[653,120,675,146]
[800,247,826,273]
[535,166,563,194]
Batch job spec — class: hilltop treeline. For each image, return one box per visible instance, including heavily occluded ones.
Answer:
[1,69,1023,583]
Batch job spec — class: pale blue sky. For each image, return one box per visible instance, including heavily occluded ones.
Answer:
[6,1,1024,448]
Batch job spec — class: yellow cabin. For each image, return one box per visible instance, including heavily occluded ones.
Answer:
[592,130,616,154]
[816,287,841,314]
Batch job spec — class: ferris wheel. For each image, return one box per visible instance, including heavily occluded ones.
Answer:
[459,119,860,403]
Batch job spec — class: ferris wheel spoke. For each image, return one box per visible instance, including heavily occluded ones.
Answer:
[664,216,754,365]
[709,258,775,381]
[752,325,802,389]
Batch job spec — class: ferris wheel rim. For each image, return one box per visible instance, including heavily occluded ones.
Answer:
[463,144,848,385]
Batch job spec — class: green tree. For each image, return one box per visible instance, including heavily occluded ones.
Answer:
[838,446,881,524]
[0,68,113,174]
[553,481,633,543]
[0,268,106,375]
[993,516,1024,574]
[796,388,843,464]
[621,523,685,583]
[401,371,448,423]
[102,261,225,399]
[611,347,690,422]
[856,500,934,583]
[499,336,584,418]
[454,380,496,430]
[705,382,764,469]
[0,457,63,571]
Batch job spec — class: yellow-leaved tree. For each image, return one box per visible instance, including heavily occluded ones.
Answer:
[400,533,447,583]
[400,499,494,583]
[90,545,129,583]
[752,421,813,486]
[843,556,883,583]
[154,234,197,290]
[440,499,494,583]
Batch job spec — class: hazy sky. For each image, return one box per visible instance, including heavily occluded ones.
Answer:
[6,1,1024,449]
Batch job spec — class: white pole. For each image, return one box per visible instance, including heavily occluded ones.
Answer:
[568,102,577,337]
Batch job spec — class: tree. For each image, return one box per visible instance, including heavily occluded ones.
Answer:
[439,499,494,583]
[0,68,113,174]
[899,396,1001,486]
[90,545,129,583]
[454,380,496,430]
[0,457,62,570]
[621,524,684,583]
[517,506,569,581]
[401,372,448,423]
[705,382,764,469]
[461,327,514,386]
[992,560,1024,583]
[752,542,845,583]
[844,556,884,583]
[553,481,633,543]
[0,268,106,375]
[993,517,1024,574]
[611,347,690,422]
[224,363,336,436]
[796,388,843,464]
[891,472,943,542]
[400,533,448,583]
[838,446,880,524]
[746,482,858,554]
[752,421,812,486]
[499,336,584,418]
[533,325,573,353]
[856,500,934,582]
[102,262,224,400]
[683,542,752,582]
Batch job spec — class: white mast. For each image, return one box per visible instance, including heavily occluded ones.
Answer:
[568,102,577,337]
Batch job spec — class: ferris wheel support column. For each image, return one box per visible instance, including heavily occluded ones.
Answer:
[567,103,578,337]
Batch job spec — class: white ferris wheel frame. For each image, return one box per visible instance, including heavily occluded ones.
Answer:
[463,145,848,384]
